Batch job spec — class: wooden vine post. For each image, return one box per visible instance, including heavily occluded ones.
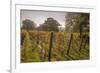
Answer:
[67,33,73,55]
[79,36,84,51]
[48,32,53,61]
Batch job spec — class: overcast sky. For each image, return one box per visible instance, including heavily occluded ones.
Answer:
[20,10,66,27]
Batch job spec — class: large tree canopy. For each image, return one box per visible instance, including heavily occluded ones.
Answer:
[37,17,60,32]
[65,12,89,34]
[22,19,36,31]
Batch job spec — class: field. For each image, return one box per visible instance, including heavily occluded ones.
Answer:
[21,30,89,63]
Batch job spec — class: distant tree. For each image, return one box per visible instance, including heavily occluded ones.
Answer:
[37,24,48,31]
[37,17,60,32]
[22,19,36,31]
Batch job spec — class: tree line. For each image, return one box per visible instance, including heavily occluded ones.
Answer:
[21,12,89,36]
